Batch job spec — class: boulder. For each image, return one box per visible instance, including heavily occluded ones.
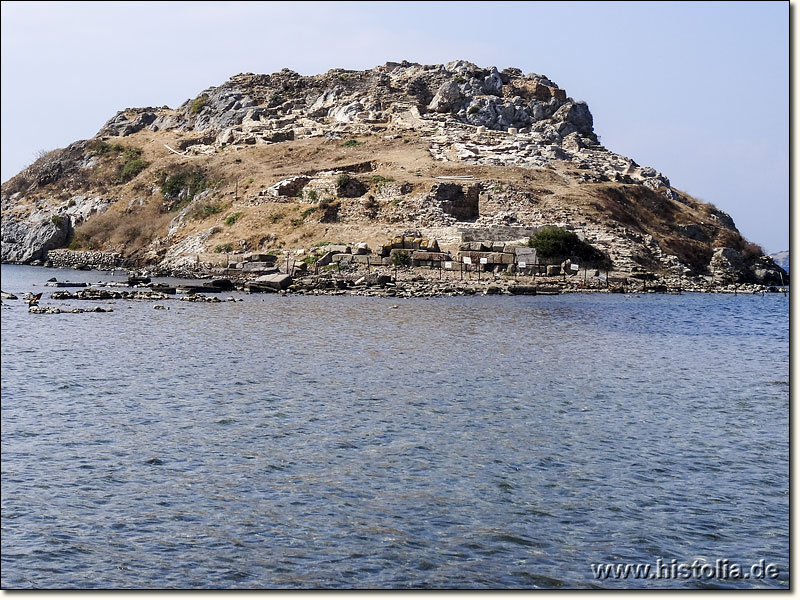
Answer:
[427,80,465,113]
[252,273,292,291]
[552,101,594,136]
[709,247,745,282]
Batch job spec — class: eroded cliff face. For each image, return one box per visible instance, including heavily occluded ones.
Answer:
[0,60,786,285]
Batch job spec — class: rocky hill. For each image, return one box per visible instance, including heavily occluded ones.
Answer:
[0,60,787,286]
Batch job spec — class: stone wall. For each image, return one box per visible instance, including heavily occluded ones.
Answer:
[435,182,479,220]
[46,249,123,270]
[458,225,541,242]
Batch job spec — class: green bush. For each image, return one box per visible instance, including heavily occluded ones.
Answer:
[391,251,411,267]
[121,147,142,162]
[225,212,243,226]
[306,189,318,202]
[87,140,124,156]
[161,170,209,209]
[214,243,233,253]
[189,202,224,220]
[118,158,148,182]
[300,206,318,219]
[108,146,148,183]
[342,139,363,147]
[527,226,608,264]
[453,76,466,84]
[51,215,64,227]
[68,232,94,250]
[268,211,285,224]
[336,173,351,187]
[468,105,479,115]
[335,173,352,195]
[190,96,209,115]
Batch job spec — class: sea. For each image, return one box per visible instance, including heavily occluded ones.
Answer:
[0,264,789,589]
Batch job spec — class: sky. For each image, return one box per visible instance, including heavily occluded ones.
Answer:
[0,1,790,252]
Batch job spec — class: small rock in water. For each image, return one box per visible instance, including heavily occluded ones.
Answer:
[153,305,169,310]
[391,304,399,309]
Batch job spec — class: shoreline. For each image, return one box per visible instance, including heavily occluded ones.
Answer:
[1,262,788,302]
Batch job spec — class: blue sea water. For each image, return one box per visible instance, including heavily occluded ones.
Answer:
[0,264,789,588]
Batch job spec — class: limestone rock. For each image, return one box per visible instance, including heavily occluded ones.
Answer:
[428,80,466,113]
[1,212,72,264]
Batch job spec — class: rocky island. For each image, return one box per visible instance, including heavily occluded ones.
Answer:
[1,60,788,296]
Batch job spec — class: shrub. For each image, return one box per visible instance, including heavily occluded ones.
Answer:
[368,175,395,192]
[453,76,466,84]
[391,251,411,267]
[161,170,209,209]
[468,105,479,115]
[225,212,243,226]
[306,189,318,202]
[121,147,142,162]
[190,96,209,115]
[300,206,318,220]
[68,232,94,250]
[342,139,363,147]
[742,241,765,261]
[528,226,607,264]
[87,140,124,156]
[214,243,233,253]
[189,202,224,220]
[318,196,333,207]
[67,199,76,208]
[51,215,64,227]
[118,158,148,183]
[336,173,351,189]
[267,211,285,224]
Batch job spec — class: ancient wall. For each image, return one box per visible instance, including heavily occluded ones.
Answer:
[46,249,123,270]
[458,225,541,242]
[435,182,479,220]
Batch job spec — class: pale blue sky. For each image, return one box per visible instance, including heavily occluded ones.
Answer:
[1,1,789,251]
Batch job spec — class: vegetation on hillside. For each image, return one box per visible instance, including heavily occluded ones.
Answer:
[528,226,608,265]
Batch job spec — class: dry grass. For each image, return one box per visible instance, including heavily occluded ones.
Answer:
[73,199,172,253]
